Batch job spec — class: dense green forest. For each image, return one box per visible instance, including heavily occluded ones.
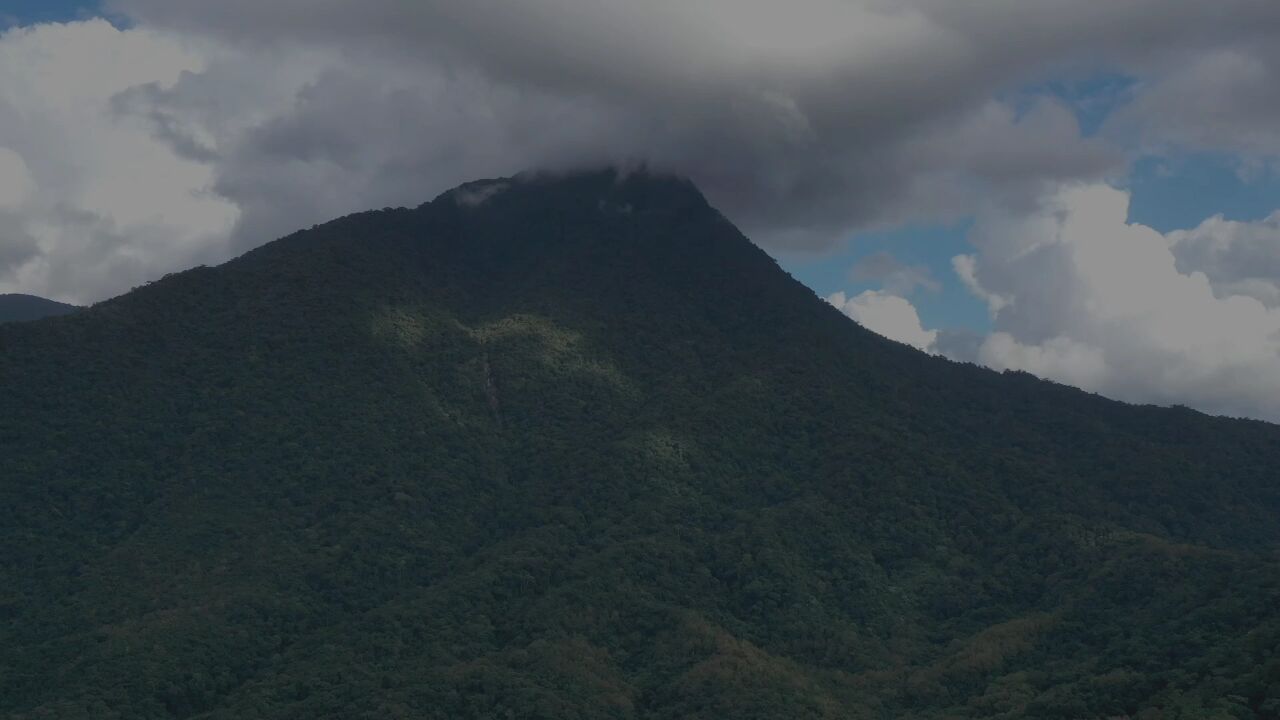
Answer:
[1,170,1278,719]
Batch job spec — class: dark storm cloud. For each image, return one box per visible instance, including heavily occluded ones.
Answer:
[98,0,1218,251]
[103,0,1280,248]
[3,2,1278,299]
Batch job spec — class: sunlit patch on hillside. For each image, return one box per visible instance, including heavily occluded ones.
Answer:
[473,314,634,392]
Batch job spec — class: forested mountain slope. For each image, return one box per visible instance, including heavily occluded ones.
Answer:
[0,293,78,323]
[2,170,1278,719]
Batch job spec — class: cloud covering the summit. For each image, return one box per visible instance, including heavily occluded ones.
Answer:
[2,1,1280,418]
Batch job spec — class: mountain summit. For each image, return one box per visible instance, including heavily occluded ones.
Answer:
[2,169,1278,719]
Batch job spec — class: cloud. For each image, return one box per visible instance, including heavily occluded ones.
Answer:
[850,251,940,296]
[1166,211,1280,308]
[827,289,937,353]
[832,249,940,351]
[933,328,985,364]
[0,20,236,304]
[0,147,36,210]
[958,183,1280,420]
[1107,47,1280,161]
[4,2,1276,301]
[978,332,1110,393]
[101,0,1280,248]
[93,0,1183,259]
[952,254,1007,316]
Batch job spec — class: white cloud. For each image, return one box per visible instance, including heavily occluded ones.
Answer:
[827,289,937,353]
[0,147,35,210]
[959,183,1280,420]
[1166,211,1280,308]
[977,332,1109,392]
[0,20,237,304]
[952,254,1007,316]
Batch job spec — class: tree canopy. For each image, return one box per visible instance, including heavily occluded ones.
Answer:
[2,170,1277,719]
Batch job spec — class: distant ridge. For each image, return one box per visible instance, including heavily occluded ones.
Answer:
[0,293,79,323]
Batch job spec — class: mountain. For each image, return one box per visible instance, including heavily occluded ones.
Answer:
[0,293,78,323]
[1,170,1278,720]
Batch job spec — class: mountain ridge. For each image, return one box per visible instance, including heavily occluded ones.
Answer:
[1,168,1278,719]
[0,293,79,323]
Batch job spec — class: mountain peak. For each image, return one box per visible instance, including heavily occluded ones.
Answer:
[4,170,1279,719]
[318,163,778,312]
[431,166,709,215]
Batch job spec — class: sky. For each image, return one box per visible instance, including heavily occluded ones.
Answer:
[1,2,1280,422]
[0,1,92,27]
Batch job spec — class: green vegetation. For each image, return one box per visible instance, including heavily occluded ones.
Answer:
[2,171,1278,719]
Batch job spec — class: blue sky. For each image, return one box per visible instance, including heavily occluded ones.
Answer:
[1128,154,1280,231]
[784,71,1280,346]
[0,0,94,27]
[784,148,1280,338]
[781,73,1280,341]
[780,223,989,332]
